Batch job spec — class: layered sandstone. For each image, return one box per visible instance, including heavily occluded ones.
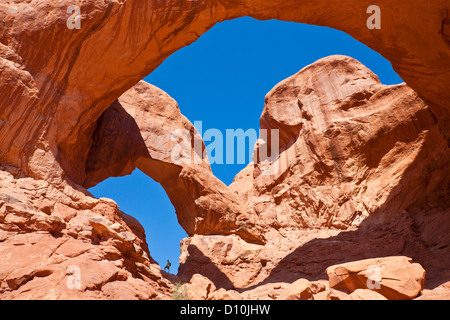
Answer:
[85,81,263,243]
[326,256,426,300]
[0,169,172,299]
[0,0,449,300]
[0,0,449,195]
[178,56,450,294]
[1,53,449,299]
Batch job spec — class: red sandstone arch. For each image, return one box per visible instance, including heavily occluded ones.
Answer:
[0,0,449,241]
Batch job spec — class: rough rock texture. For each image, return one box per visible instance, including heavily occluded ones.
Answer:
[187,274,216,300]
[416,281,450,300]
[85,81,263,243]
[232,55,448,231]
[179,56,450,296]
[326,256,426,300]
[0,0,449,300]
[0,170,172,299]
[276,278,314,300]
[343,289,388,300]
[0,0,449,235]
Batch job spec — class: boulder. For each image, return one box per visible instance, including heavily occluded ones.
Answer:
[343,289,388,300]
[1,0,449,299]
[277,279,314,300]
[326,256,426,300]
[188,274,216,300]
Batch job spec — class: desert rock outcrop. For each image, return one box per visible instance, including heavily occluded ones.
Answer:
[326,256,426,300]
[0,0,449,190]
[0,0,449,300]
[179,56,449,293]
[85,81,264,243]
[0,169,172,299]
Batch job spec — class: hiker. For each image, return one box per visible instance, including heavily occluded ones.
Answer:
[164,259,171,273]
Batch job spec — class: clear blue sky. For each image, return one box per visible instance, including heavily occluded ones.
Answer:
[89,17,403,274]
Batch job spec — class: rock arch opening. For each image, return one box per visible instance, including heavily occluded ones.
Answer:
[89,169,186,273]
[1,0,449,299]
[87,17,413,277]
[145,17,404,185]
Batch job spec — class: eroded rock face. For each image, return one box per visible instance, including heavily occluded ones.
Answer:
[85,81,264,243]
[0,0,449,191]
[178,56,450,294]
[0,170,172,299]
[0,0,449,300]
[232,56,448,231]
[416,281,450,300]
[326,256,426,300]
[343,289,388,300]
[1,51,448,299]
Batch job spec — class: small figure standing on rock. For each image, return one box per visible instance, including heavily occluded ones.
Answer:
[164,259,171,273]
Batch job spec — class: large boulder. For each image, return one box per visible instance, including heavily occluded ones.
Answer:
[277,279,314,300]
[0,169,172,299]
[326,256,426,300]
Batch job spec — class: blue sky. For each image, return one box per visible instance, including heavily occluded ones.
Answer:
[89,17,403,273]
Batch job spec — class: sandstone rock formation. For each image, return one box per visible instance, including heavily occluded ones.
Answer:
[186,274,216,300]
[85,81,263,243]
[0,0,449,198]
[0,0,449,300]
[0,169,172,299]
[179,56,449,295]
[326,256,426,300]
[343,289,388,300]
[416,281,450,300]
[1,53,448,299]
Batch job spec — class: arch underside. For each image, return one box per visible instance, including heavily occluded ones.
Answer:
[0,0,449,295]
